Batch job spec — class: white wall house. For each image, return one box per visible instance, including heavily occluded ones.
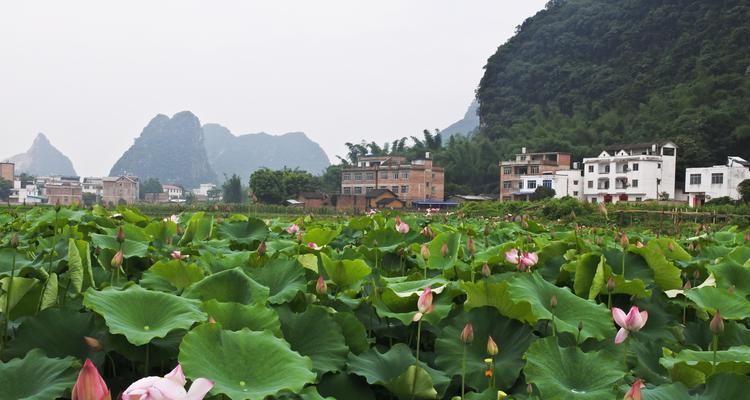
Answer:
[518,170,583,200]
[684,156,750,207]
[162,184,184,201]
[582,142,677,204]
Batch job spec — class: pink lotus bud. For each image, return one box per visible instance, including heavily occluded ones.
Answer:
[624,378,645,400]
[505,249,520,264]
[635,241,644,248]
[257,241,267,257]
[693,269,701,280]
[171,250,187,260]
[412,286,435,322]
[395,220,410,234]
[71,359,111,400]
[287,223,300,235]
[10,233,19,248]
[520,252,538,268]
[316,276,327,295]
[441,243,449,257]
[460,322,474,344]
[481,263,491,278]
[668,241,674,252]
[710,310,724,334]
[620,233,629,248]
[607,276,616,292]
[116,227,125,244]
[307,242,321,250]
[421,226,434,239]
[683,280,692,290]
[208,316,217,324]
[550,295,558,308]
[466,237,475,255]
[110,250,123,269]
[83,336,102,352]
[420,244,430,260]
[487,336,498,356]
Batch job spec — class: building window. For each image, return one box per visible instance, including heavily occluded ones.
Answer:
[365,172,375,180]
[587,181,593,188]
[379,171,388,179]
[354,173,362,181]
[573,191,578,196]
[632,163,639,171]
[573,180,579,185]
[663,148,675,156]
[343,187,351,194]
[502,181,511,189]
[657,163,661,169]
[588,165,594,173]
[379,186,387,189]
[391,186,399,193]
[631,179,638,188]
[711,173,724,184]
[401,185,409,193]
[689,174,701,185]
[393,172,399,179]
[354,187,362,195]
[527,180,537,189]
[531,166,539,174]
[365,186,374,192]
[635,197,642,202]
[503,167,512,175]
[604,165,610,173]
[543,180,552,188]
[591,198,598,204]
[402,171,409,180]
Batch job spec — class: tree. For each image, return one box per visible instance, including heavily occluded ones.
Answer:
[739,179,750,203]
[531,186,556,201]
[139,178,163,200]
[249,168,320,204]
[222,174,243,203]
[319,165,343,193]
[0,178,11,202]
[82,192,98,207]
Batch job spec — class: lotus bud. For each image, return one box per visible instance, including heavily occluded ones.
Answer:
[683,280,692,290]
[421,225,434,239]
[420,244,430,260]
[728,286,735,295]
[83,336,102,352]
[71,359,111,400]
[208,316,217,324]
[693,269,701,280]
[460,322,474,344]
[110,250,123,269]
[745,232,750,242]
[497,391,508,400]
[550,295,558,308]
[620,233,629,248]
[635,241,644,248]
[668,241,674,252]
[10,233,19,248]
[527,383,534,395]
[481,263,491,278]
[467,237,475,255]
[577,321,584,333]
[441,243,449,257]
[688,242,694,251]
[257,241,267,257]
[607,276,616,292]
[487,336,498,356]
[484,224,491,236]
[116,227,125,244]
[624,378,645,400]
[316,276,327,295]
[94,247,101,256]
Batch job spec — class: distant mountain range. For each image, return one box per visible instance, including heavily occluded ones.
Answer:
[109,111,331,188]
[440,99,479,141]
[5,133,77,176]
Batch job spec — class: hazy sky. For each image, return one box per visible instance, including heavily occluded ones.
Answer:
[0,1,547,177]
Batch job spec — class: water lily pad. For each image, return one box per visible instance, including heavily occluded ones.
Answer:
[524,337,625,399]
[279,306,349,373]
[249,258,306,304]
[84,285,206,345]
[183,268,269,305]
[0,349,78,400]
[179,323,316,399]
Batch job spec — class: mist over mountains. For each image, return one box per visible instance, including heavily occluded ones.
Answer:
[5,133,77,176]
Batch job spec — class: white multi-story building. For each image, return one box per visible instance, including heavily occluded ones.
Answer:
[82,177,104,201]
[684,156,750,207]
[162,184,184,201]
[517,169,584,200]
[582,141,677,204]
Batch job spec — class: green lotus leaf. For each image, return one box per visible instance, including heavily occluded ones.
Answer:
[39,272,58,311]
[659,346,750,388]
[631,241,683,290]
[147,259,205,291]
[524,337,625,399]
[3,308,101,363]
[297,253,319,272]
[0,248,34,276]
[435,307,534,390]
[279,306,349,374]
[217,217,268,245]
[699,373,750,399]
[179,212,214,245]
[572,253,607,300]
[468,272,614,341]
[84,285,206,345]
[347,343,450,398]
[649,238,692,261]
[374,282,457,325]
[684,287,750,319]
[384,365,437,399]
[427,232,460,271]
[183,268,269,305]
[90,233,148,258]
[638,383,691,400]
[332,311,369,354]
[179,323,316,400]
[65,238,84,293]
[0,349,78,400]
[707,259,750,297]
[144,220,178,248]
[0,276,39,315]
[249,258,306,304]
[320,253,371,289]
[303,227,341,247]
[317,372,376,400]
[202,299,281,336]
[74,239,96,290]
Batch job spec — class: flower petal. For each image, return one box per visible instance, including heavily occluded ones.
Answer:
[615,327,629,344]
[164,364,186,386]
[187,379,214,400]
[633,311,648,331]
[612,307,628,328]
[412,312,423,322]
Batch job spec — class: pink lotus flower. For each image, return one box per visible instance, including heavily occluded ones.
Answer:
[163,215,179,224]
[395,217,410,234]
[121,364,213,400]
[612,306,648,344]
[421,226,434,238]
[72,359,111,400]
[171,250,187,260]
[307,242,322,250]
[505,249,520,264]
[624,378,645,400]
[481,263,491,278]
[420,244,430,260]
[412,286,435,322]
[286,224,300,235]
[460,322,474,344]
[520,252,538,268]
[316,276,327,295]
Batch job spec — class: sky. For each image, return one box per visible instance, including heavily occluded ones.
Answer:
[0,1,548,177]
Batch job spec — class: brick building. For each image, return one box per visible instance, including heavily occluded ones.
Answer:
[499,148,572,201]
[332,189,404,213]
[0,162,14,182]
[103,175,139,205]
[46,182,83,205]
[341,154,444,206]
[298,192,331,208]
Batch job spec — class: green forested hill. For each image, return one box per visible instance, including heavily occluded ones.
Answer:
[477,0,750,174]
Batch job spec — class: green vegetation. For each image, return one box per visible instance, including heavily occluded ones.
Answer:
[222,174,244,204]
[139,178,164,200]
[249,168,319,205]
[1,206,749,398]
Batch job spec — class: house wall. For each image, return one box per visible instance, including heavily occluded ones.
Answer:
[684,164,750,207]
[518,170,583,199]
[47,184,83,205]
[582,155,672,203]
[0,163,14,182]
[103,179,139,205]
[341,158,444,205]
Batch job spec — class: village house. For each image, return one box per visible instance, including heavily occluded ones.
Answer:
[332,189,405,213]
[46,181,83,205]
[0,162,14,182]
[684,156,750,207]
[516,169,583,200]
[499,149,573,201]
[162,184,184,201]
[102,175,139,205]
[341,153,444,206]
[298,192,331,208]
[582,141,677,203]
[82,177,104,202]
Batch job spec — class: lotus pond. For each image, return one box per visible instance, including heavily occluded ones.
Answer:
[1,206,749,399]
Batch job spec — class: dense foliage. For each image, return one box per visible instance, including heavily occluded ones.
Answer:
[1,206,749,399]
[477,0,750,181]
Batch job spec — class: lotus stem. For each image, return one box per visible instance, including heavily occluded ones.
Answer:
[144,343,150,376]
[1,251,16,353]
[711,334,718,374]
[411,319,423,400]
[461,344,467,399]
